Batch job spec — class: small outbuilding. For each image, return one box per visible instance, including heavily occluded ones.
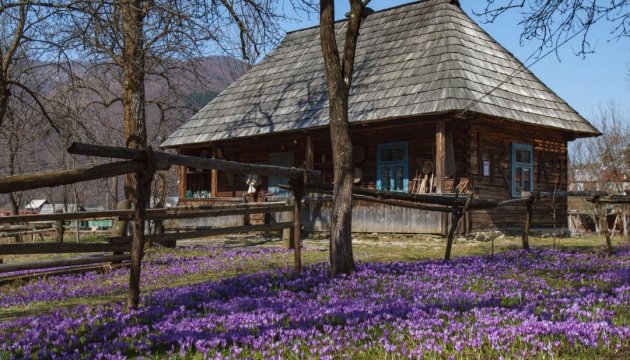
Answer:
[162,0,599,234]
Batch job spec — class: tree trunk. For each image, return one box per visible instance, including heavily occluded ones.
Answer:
[127,168,152,309]
[0,83,8,129]
[118,0,148,310]
[120,0,147,200]
[319,0,365,276]
[328,97,355,275]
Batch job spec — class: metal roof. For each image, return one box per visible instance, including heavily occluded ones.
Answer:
[162,0,599,148]
[25,199,48,210]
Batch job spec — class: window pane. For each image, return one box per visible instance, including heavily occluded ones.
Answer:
[515,167,523,192]
[381,147,405,162]
[523,167,532,191]
[515,149,531,164]
[381,166,392,191]
[394,165,404,191]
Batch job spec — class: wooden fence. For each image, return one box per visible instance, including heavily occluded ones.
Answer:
[0,201,294,277]
[1,142,627,308]
[0,142,316,308]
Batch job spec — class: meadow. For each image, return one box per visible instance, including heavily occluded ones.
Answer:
[0,235,628,359]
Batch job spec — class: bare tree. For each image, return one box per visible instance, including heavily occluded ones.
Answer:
[477,1,630,56]
[570,101,629,241]
[0,1,78,131]
[319,0,371,276]
[53,0,316,308]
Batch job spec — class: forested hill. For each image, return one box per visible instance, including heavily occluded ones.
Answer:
[0,55,246,209]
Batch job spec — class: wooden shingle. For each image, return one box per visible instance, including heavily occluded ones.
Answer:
[162,0,599,148]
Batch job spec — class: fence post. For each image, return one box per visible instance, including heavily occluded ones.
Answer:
[56,220,65,243]
[522,196,534,250]
[290,179,304,274]
[128,149,156,310]
[444,194,472,261]
[283,197,295,249]
[599,204,613,256]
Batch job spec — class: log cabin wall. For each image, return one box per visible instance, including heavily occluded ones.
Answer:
[174,115,469,233]
[174,114,570,234]
[468,117,569,232]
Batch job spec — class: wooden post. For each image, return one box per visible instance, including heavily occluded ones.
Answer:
[444,207,463,261]
[522,197,534,250]
[444,194,472,261]
[623,204,629,244]
[242,194,250,226]
[306,135,314,169]
[56,220,65,243]
[290,178,304,273]
[599,204,613,256]
[282,197,295,249]
[211,148,218,197]
[128,150,156,310]
[75,220,80,243]
[435,120,446,193]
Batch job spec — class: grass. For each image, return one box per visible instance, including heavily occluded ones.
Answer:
[1,233,628,359]
[1,232,624,322]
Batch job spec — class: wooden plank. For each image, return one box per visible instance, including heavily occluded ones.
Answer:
[148,222,294,243]
[147,205,293,221]
[0,262,130,285]
[0,255,130,274]
[292,180,304,274]
[0,242,131,255]
[0,210,133,224]
[68,142,321,179]
[306,135,314,169]
[435,119,445,193]
[211,148,218,196]
[283,198,295,249]
[307,182,497,208]
[0,202,290,224]
[0,161,169,194]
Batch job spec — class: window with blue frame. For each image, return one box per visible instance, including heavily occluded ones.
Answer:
[511,143,534,197]
[377,141,408,192]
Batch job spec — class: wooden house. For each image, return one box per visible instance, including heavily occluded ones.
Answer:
[162,0,600,234]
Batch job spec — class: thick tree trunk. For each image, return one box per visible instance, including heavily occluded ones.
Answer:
[328,97,355,275]
[119,1,148,310]
[120,0,147,200]
[319,0,365,276]
[127,168,152,309]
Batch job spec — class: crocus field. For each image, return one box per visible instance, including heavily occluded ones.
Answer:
[1,242,629,359]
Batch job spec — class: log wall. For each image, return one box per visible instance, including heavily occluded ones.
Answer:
[468,116,569,232]
[174,114,571,234]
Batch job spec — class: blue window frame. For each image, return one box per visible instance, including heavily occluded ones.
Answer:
[511,143,534,197]
[377,141,409,192]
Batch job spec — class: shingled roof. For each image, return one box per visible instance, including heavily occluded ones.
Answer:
[162,0,599,148]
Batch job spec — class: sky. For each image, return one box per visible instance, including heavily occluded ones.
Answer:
[279,0,630,125]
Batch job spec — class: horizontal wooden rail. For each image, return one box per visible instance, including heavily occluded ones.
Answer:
[0,255,130,274]
[149,222,294,244]
[148,205,293,221]
[306,182,497,209]
[69,142,321,179]
[301,187,455,213]
[0,201,290,224]
[0,228,56,238]
[0,262,130,285]
[0,210,134,224]
[525,191,609,199]
[0,242,131,255]
[0,160,170,194]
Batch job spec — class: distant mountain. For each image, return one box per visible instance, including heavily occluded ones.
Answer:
[0,55,247,209]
